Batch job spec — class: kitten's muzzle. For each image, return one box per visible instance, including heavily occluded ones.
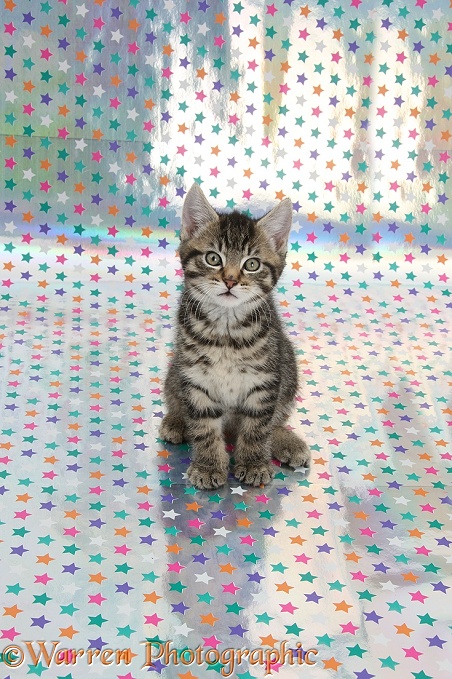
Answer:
[223,277,238,290]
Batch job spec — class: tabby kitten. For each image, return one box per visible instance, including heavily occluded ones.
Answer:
[159,184,310,489]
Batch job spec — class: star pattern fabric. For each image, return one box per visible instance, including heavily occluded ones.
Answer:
[1,1,451,678]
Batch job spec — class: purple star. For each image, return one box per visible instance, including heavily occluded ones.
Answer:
[140,534,156,545]
[11,545,28,556]
[248,572,265,583]
[62,563,80,574]
[381,18,392,29]
[229,624,248,637]
[263,527,278,536]
[364,610,382,623]
[432,581,449,594]
[88,637,109,651]
[171,602,189,614]
[31,615,50,628]
[427,635,446,648]
[305,591,323,603]
[355,671,375,679]
[116,582,134,595]
[58,38,69,50]
[193,553,209,564]
[317,544,333,554]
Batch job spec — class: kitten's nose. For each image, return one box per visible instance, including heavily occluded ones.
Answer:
[224,277,238,290]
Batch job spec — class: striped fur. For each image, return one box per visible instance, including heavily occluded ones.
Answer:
[160,185,310,488]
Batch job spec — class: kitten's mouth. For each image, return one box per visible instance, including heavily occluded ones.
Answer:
[218,290,237,298]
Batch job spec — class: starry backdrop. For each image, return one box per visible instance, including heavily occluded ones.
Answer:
[0,1,451,678]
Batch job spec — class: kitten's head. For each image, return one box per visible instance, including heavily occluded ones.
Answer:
[178,184,292,309]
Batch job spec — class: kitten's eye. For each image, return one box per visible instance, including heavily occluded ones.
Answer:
[205,251,222,267]
[243,258,260,272]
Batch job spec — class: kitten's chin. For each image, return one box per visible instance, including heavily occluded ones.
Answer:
[214,292,244,308]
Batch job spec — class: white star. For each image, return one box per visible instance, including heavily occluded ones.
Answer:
[23,34,35,48]
[195,572,213,584]
[231,486,246,495]
[40,115,52,127]
[93,85,105,98]
[6,90,18,103]
[76,3,89,17]
[394,496,409,505]
[162,510,180,520]
[23,169,35,181]
[90,536,107,546]
[57,192,69,204]
[109,163,120,174]
[117,603,134,616]
[114,493,130,504]
[111,30,123,42]
[4,221,16,234]
[59,61,70,73]
[75,139,87,151]
[62,583,80,595]
[174,623,194,637]
[127,108,139,121]
[91,214,103,227]
[198,23,209,35]
[213,526,231,537]
[380,580,397,592]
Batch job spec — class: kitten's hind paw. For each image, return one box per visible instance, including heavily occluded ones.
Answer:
[234,462,274,487]
[187,463,228,490]
[159,415,186,444]
[271,427,310,469]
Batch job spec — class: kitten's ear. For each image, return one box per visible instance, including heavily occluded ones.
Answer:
[181,183,218,241]
[258,198,293,253]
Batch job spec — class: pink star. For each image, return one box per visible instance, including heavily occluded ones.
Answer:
[341,622,359,634]
[280,603,298,614]
[409,591,428,603]
[403,646,422,660]
[266,4,278,15]
[203,635,222,648]
[222,582,240,594]
[167,561,184,573]
[240,534,257,545]
[145,614,163,626]
[1,628,20,641]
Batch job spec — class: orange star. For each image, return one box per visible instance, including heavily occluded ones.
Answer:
[200,613,219,626]
[59,626,78,639]
[260,634,279,647]
[323,657,342,671]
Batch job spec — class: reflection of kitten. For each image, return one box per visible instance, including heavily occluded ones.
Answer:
[160,184,310,489]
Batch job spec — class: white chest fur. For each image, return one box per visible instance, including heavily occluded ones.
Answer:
[183,344,265,410]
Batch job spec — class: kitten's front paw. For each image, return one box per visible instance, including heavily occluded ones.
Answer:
[234,462,274,487]
[187,463,228,490]
[272,429,310,469]
[159,415,186,444]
